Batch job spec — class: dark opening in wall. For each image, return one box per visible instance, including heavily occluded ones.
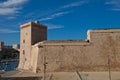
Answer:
[23,40,25,43]
[23,50,25,55]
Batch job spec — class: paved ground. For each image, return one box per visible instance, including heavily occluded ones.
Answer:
[1,71,120,80]
[44,72,120,80]
[0,77,40,80]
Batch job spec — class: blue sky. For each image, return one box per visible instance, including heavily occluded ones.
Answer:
[0,0,120,45]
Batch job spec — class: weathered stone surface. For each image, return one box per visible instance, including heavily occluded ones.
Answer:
[18,22,47,70]
[0,42,4,51]
[18,21,120,73]
[35,30,120,72]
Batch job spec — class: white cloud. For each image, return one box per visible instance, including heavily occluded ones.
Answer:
[0,0,28,15]
[0,0,28,7]
[106,0,120,11]
[111,8,120,11]
[45,24,64,29]
[39,1,88,22]
[0,8,19,15]
[0,29,19,33]
[19,1,88,22]
[40,11,70,21]
[61,1,88,9]
[7,16,16,19]
[106,0,119,4]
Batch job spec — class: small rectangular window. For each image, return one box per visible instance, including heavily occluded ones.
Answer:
[23,50,25,55]
[23,40,25,43]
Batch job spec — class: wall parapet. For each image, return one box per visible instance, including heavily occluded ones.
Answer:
[33,40,91,46]
[87,29,120,42]
[33,29,120,47]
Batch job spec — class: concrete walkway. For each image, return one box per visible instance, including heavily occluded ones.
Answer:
[1,71,120,80]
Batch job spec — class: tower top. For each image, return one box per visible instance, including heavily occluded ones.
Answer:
[34,21,40,24]
[20,21,47,29]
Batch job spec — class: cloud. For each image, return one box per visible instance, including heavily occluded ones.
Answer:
[0,0,28,7]
[0,8,19,15]
[106,0,120,11]
[7,16,16,19]
[0,0,28,15]
[19,1,88,22]
[40,11,70,21]
[39,1,88,21]
[0,29,19,33]
[61,1,88,9]
[111,8,120,11]
[18,0,87,23]
[45,24,64,29]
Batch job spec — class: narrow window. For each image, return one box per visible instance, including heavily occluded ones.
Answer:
[23,40,25,43]
[25,58,27,61]
[23,50,25,55]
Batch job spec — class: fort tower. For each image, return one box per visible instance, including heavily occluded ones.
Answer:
[0,42,4,51]
[18,21,47,70]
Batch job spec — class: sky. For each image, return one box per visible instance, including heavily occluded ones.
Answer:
[0,0,120,45]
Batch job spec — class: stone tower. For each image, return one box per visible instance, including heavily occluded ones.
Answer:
[18,21,47,70]
[0,42,4,51]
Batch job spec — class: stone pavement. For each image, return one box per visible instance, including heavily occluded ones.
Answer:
[1,71,120,80]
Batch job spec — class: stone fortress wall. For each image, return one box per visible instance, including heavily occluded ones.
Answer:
[0,41,19,51]
[0,42,19,59]
[0,42,4,51]
[18,21,120,73]
[33,30,120,73]
[18,21,47,70]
